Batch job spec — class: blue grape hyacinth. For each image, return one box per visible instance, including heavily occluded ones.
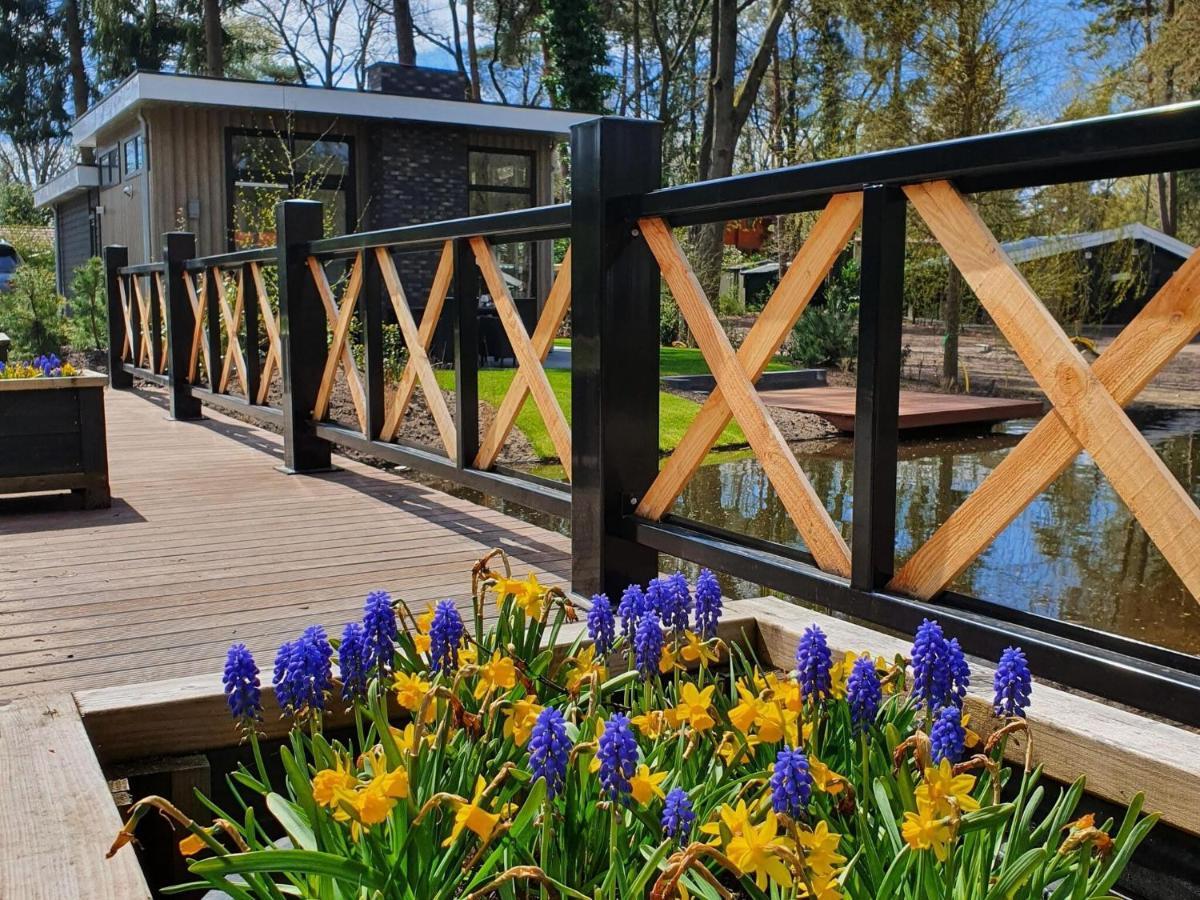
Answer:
[911,619,952,712]
[661,788,695,844]
[362,590,398,674]
[634,611,664,678]
[664,572,693,631]
[338,622,368,702]
[930,705,966,764]
[587,593,616,656]
[596,713,639,802]
[847,654,882,734]
[693,568,723,639]
[276,626,333,716]
[947,638,971,707]
[529,707,571,798]
[993,646,1033,718]
[617,584,647,642]
[272,641,294,712]
[770,745,813,818]
[795,625,833,702]
[429,600,465,674]
[223,643,262,724]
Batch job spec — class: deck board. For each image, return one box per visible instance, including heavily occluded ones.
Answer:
[0,386,570,699]
[760,384,1045,431]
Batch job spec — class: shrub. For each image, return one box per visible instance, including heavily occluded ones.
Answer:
[790,259,859,368]
[0,264,66,357]
[67,257,107,351]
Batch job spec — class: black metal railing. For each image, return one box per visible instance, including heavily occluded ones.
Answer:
[102,105,1200,726]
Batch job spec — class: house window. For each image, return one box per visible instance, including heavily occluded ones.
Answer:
[226,129,355,249]
[469,149,536,296]
[123,135,145,176]
[98,148,120,187]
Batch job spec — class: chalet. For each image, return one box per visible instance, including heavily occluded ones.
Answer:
[33,65,590,302]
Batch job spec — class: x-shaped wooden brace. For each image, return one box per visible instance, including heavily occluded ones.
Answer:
[131,275,153,368]
[117,276,134,362]
[311,252,367,431]
[249,262,283,405]
[470,236,573,479]
[183,270,212,384]
[376,243,458,456]
[213,268,249,396]
[637,194,864,577]
[892,181,1200,600]
[475,246,573,472]
[154,271,168,372]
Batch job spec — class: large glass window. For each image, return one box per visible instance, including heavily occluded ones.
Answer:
[469,149,535,297]
[123,134,145,176]
[98,148,120,187]
[226,129,355,249]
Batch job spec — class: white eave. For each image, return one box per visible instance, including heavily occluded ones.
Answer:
[72,71,594,148]
[33,164,100,208]
[1001,222,1195,263]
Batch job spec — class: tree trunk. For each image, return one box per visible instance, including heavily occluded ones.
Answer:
[941,266,962,390]
[203,0,223,76]
[63,0,91,164]
[465,0,481,99]
[393,0,416,64]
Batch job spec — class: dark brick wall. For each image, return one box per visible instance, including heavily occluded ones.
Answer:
[366,63,469,101]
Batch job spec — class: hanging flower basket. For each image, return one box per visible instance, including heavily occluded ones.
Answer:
[723,218,770,251]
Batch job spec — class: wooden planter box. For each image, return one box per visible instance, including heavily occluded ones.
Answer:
[0,370,110,508]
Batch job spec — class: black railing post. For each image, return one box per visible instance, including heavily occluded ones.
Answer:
[204,268,222,393]
[103,246,132,389]
[453,238,480,468]
[850,184,907,591]
[242,263,262,404]
[161,232,202,419]
[276,200,332,472]
[361,250,386,440]
[570,116,663,598]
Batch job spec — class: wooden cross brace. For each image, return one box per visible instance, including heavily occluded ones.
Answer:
[183,270,212,384]
[474,246,573,473]
[470,236,573,480]
[310,253,367,431]
[376,243,458,457]
[213,268,249,396]
[638,198,863,577]
[154,272,168,373]
[894,180,1200,601]
[248,263,283,405]
[131,275,153,367]
[117,277,134,362]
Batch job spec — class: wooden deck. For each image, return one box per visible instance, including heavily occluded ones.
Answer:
[0,386,570,700]
[759,384,1045,431]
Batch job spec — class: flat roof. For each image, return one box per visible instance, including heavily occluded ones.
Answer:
[33,164,100,208]
[1002,222,1194,262]
[72,70,594,148]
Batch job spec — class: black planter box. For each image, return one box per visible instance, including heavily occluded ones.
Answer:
[0,371,110,508]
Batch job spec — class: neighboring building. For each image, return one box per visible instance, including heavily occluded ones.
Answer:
[34,65,591,302]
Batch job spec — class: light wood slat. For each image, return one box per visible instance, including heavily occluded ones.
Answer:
[639,217,852,575]
[250,262,282,404]
[183,270,211,383]
[131,274,152,366]
[905,180,1200,599]
[312,252,365,424]
[637,195,863,519]
[470,236,573,479]
[375,247,458,457]
[155,271,169,372]
[381,242,454,441]
[215,267,249,395]
[117,277,133,361]
[475,246,574,470]
[308,255,367,429]
[892,234,1200,599]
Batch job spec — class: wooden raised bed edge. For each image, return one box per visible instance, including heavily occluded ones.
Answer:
[0,370,111,509]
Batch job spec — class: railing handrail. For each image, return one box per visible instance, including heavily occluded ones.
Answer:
[184,246,277,271]
[117,262,166,276]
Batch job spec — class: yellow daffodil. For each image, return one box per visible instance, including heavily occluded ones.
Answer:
[312,759,358,808]
[444,776,501,847]
[474,650,517,700]
[717,731,761,765]
[178,833,207,856]
[728,683,761,734]
[679,631,720,668]
[799,872,844,900]
[916,759,980,817]
[393,671,435,722]
[673,682,716,731]
[797,820,846,876]
[902,800,953,861]
[829,651,860,700]
[726,810,793,890]
[631,709,672,740]
[413,603,435,654]
[502,696,543,746]
[962,713,982,749]
[565,644,608,692]
[629,764,668,805]
[492,573,546,619]
[754,700,799,744]
[701,800,754,845]
[809,758,847,796]
[659,644,682,674]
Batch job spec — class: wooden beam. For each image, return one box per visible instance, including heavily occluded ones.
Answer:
[250,262,282,405]
[131,275,152,367]
[375,247,458,457]
[470,236,573,479]
[637,194,863,519]
[213,268,249,396]
[639,217,852,576]
[117,277,133,361]
[155,271,169,372]
[905,180,1200,600]
[312,252,365,425]
[892,242,1200,599]
[183,271,211,385]
[475,246,574,471]
[307,255,367,430]
[381,242,454,442]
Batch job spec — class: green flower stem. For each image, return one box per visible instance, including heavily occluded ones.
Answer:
[249,730,271,790]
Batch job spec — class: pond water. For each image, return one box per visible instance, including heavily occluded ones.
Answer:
[521,408,1200,656]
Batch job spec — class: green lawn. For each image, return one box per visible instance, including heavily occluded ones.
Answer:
[435,367,745,460]
[553,339,791,378]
